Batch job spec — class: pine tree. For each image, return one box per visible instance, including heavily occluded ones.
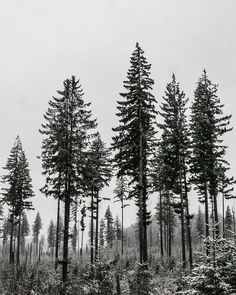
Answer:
[157,75,192,268]
[99,218,105,248]
[32,211,42,257]
[104,206,114,248]
[190,70,232,241]
[40,76,96,285]
[195,206,205,244]
[20,211,30,253]
[1,136,34,264]
[112,43,157,265]
[114,176,129,255]
[47,219,56,256]
[82,132,112,265]
[225,206,233,239]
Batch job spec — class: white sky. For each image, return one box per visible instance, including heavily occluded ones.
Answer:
[0,0,236,237]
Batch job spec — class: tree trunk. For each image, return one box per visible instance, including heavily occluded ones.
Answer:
[183,163,193,270]
[204,182,210,255]
[121,198,124,255]
[80,230,84,257]
[16,213,22,266]
[55,197,61,269]
[90,192,94,272]
[222,193,225,238]
[62,181,71,287]
[95,190,99,262]
[179,158,186,268]
[213,191,220,237]
[9,211,15,264]
[159,191,164,259]
[167,191,172,258]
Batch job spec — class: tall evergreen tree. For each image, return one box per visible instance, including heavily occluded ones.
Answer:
[157,75,192,268]
[104,206,114,248]
[114,176,129,255]
[32,211,42,257]
[40,76,96,285]
[112,43,157,265]
[190,70,232,240]
[47,219,56,256]
[1,136,34,264]
[195,206,204,244]
[225,206,233,239]
[20,211,30,253]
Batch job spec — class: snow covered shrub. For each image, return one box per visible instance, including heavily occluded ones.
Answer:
[177,237,236,295]
[127,263,153,295]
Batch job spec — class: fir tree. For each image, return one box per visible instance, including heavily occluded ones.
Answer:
[20,211,30,253]
[195,206,205,244]
[104,206,114,248]
[1,136,34,264]
[40,76,96,285]
[32,211,42,257]
[112,42,157,265]
[47,219,56,256]
[225,206,233,239]
[114,176,129,255]
[190,70,232,240]
[157,75,192,268]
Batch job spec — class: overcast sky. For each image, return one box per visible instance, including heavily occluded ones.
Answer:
[0,0,236,237]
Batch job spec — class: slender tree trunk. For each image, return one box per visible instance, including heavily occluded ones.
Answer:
[204,182,210,255]
[90,192,94,272]
[62,180,71,286]
[55,197,61,270]
[159,190,164,259]
[167,191,172,258]
[9,211,15,264]
[232,207,236,244]
[142,183,148,263]
[222,193,225,238]
[95,190,99,262]
[16,213,22,265]
[179,158,186,268]
[121,198,124,255]
[183,161,193,270]
[213,191,220,237]
[80,230,84,257]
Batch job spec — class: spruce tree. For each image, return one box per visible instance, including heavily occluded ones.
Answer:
[32,211,42,257]
[190,70,232,240]
[20,211,30,253]
[40,76,96,285]
[114,175,129,255]
[195,206,204,244]
[112,43,157,265]
[104,206,114,248]
[157,75,192,268]
[225,206,233,239]
[1,136,34,264]
[47,219,56,256]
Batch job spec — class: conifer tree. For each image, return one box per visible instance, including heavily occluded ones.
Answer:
[114,176,129,255]
[225,206,233,239]
[82,132,112,264]
[47,219,56,256]
[104,206,114,248]
[99,218,105,248]
[32,211,42,257]
[195,206,204,244]
[112,43,157,265]
[20,211,30,253]
[1,136,34,264]
[190,70,232,240]
[157,75,192,268]
[40,76,96,285]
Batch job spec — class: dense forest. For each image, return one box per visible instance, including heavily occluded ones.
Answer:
[0,42,236,295]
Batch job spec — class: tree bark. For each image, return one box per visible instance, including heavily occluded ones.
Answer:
[159,191,164,259]
[95,190,99,262]
[16,212,22,266]
[55,197,61,269]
